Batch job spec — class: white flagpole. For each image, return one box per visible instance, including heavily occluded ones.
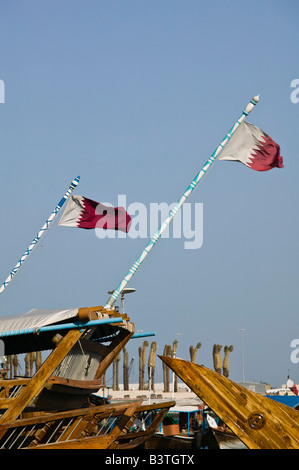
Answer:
[105,96,259,309]
[0,176,80,295]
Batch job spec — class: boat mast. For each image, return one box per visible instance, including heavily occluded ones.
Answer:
[0,176,80,295]
[105,96,259,309]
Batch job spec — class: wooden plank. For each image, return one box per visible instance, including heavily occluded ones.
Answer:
[0,378,30,388]
[0,328,85,431]
[0,398,14,409]
[31,435,114,449]
[29,401,142,449]
[108,401,175,449]
[94,328,134,379]
[0,400,143,431]
[107,401,141,443]
[45,376,103,391]
[159,356,299,449]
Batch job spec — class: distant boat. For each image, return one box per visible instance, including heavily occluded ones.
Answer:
[203,413,247,449]
[145,403,248,449]
[145,405,204,449]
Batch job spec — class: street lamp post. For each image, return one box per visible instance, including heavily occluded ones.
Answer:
[239,328,245,383]
[172,333,181,399]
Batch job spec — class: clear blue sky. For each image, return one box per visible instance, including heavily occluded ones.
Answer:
[0,0,298,388]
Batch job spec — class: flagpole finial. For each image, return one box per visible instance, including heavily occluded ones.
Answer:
[244,95,260,114]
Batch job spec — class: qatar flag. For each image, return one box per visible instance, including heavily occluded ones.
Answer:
[286,377,299,396]
[218,121,283,171]
[58,195,132,233]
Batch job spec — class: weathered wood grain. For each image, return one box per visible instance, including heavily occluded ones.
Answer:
[159,356,299,449]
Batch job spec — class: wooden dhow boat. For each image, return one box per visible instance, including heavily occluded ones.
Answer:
[145,404,248,450]
[0,305,134,413]
[0,397,174,449]
[159,356,299,449]
[201,413,248,449]
[0,304,174,448]
[145,405,205,449]
[207,426,247,449]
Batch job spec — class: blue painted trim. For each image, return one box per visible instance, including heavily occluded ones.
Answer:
[131,331,156,338]
[0,317,123,338]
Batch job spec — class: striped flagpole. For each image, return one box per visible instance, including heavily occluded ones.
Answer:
[105,95,260,309]
[0,176,80,295]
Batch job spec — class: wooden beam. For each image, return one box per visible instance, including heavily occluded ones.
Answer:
[30,435,115,449]
[110,401,175,449]
[28,401,141,449]
[0,398,14,409]
[0,401,143,431]
[106,401,141,444]
[0,328,85,432]
[159,356,299,450]
[94,327,134,380]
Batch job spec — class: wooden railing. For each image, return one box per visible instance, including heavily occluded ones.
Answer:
[0,378,30,409]
[0,400,142,449]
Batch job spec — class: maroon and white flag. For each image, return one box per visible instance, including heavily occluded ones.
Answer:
[287,377,299,396]
[218,121,283,171]
[58,195,132,233]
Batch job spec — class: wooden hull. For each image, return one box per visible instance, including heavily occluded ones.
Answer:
[109,400,175,449]
[28,376,105,411]
[0,399,175,449]
[0,400,141,449]
[159,356,299,449]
